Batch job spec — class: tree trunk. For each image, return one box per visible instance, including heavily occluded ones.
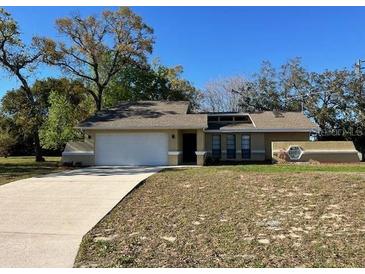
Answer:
[96,88,103,111]
[96,98,102,111]
[33,131,45,162]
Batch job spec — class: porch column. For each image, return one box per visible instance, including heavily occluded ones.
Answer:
[168,129,182,165]
[195,129,206,165]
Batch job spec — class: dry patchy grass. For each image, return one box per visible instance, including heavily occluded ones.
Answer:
[75,167,365,268]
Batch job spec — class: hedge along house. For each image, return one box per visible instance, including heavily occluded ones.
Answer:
[62,101,319,166]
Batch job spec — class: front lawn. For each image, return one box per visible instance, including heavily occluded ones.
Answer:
[0,156,67,186]
[75,165,365,268]
[226,162,365,173]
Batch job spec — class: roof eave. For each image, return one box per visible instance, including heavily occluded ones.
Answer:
[205,128,319,133]
[76,125,208,130]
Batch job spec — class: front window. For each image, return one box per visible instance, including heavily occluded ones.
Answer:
[212,135,221,158]
[226,134,236,159]
[241,135,251,159]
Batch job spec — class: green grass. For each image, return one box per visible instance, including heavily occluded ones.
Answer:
[206,163,365,173]
[0,156,68,186]
[75,166,365,268]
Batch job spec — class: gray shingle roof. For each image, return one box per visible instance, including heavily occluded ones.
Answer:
[207,112,317,132]
[78,101,207,130]
[78,101,317,132]
[249,111,318,130]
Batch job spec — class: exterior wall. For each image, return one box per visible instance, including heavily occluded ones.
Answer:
[61,154,94,166]
[61,140,94,166]
[84,131,95,145]
[65,129,312,166]
[84,128,206,166]
[299,152,360,163]
[250,133,266,161]
[167,129,183,165]
[204,131,309,162]
[264,132,310,160]
[205,132,266,162]
[272,141,360,163]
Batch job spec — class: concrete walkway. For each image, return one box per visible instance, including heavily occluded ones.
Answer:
[0,166,162,267]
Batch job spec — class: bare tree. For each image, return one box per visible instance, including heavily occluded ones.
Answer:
[0,8,44,161]
[201,76,250,112]
[38,7,154,111]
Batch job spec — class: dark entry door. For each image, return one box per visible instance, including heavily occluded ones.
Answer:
[183,133,197,164]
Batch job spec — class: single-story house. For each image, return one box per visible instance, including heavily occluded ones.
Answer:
[62,101,320,166]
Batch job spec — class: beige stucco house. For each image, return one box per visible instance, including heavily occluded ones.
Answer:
[62,101,319,166]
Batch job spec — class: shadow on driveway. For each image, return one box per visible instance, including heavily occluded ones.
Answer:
[42,166,165,177]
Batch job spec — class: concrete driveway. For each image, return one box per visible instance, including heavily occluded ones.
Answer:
[0,166,162,267]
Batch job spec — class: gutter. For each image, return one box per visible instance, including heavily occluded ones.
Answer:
[204,128,318,133]
[76,126,208,130]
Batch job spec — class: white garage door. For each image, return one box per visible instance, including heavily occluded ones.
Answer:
[95,132,168,166]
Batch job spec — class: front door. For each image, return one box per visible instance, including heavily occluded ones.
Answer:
[183,133,197,164]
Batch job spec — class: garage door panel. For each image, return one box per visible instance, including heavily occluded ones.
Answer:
[95,133,168,166]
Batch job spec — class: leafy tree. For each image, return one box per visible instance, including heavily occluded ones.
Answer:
[305,70,349,135]
[278,57,310,111]
[38,7,154,111]
[1,78,93,152]
[0,128,15,157]
[104,61,201,109]
[0,8,44,161]
[343,70,365,159]
[40,90,93,150]
[0,115,16,157]
[151,63,201,109]
[236,60,281,112]
[252,60,281,111]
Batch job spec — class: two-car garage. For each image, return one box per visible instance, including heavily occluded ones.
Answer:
[95,132,169,166]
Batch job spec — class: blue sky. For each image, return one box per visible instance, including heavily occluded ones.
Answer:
[1,6,365,98]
